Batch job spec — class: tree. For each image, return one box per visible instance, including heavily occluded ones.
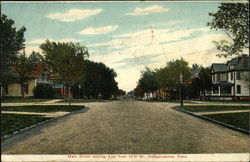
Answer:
[29,51,43,63]
[0,14,26,91]
[191,67,213,99]
[13,52,36,98]
[134,85,145,98]
[81,60,118,99]
[40,40,88,105]
[138,67,158,98]
[208,3,249,57]
[190,64,202,79]
[156,58,191,99]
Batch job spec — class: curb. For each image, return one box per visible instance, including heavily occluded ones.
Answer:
[1,108,86,141]
[172,107,250,135]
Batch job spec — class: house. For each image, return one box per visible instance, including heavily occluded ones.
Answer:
[2,63,52,97]
[206,54,250,100]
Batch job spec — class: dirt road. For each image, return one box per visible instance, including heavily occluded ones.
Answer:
[2,100,249,154]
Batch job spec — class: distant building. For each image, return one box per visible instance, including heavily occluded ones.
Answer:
[206,54,250,100]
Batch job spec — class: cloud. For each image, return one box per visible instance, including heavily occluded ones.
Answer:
[127,5,169,16]
[77,25,119,35]
[25,46,42,56]
[89,32,232,91]
[26,38,81,45]
[46,8,102,22]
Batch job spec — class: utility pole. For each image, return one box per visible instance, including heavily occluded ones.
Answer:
[180,73,183,107]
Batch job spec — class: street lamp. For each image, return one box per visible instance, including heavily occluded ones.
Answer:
[179,73,183,107]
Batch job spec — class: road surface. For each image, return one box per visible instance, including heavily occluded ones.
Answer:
[2,100,249,154]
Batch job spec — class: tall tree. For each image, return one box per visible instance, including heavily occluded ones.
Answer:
[0,14,26,89]
[40,40,88,105]
[208,3,249,57]
[13,52,36,98]
[81,60,118,99]
[191,67,213,99]
[155,58,191,99]
[138,67,158,98]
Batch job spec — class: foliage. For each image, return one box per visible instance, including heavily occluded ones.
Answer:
[33,83,57,99]
[40,40,88,105]
[191,67,213,98]
[134,85,145,98]
[13,52,36,98]
[80,60,118,99]
[190,64,202,79]
[155,58,191,90]
[0,14,26,86]
[208,3,249,57]
[138,67,158,94]
[29,51,43,63]
[40,40,88,86]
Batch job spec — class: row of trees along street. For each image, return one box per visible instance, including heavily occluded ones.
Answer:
[134,58,213,100]
[1,14,125,105]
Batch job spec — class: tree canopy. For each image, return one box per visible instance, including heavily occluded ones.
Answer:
[80,60,118,99]
[1,14,26,86]
[208,3,249,57]
[13,52,36,98]
[40,40,89,86]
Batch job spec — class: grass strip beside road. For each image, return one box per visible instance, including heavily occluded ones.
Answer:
[1,98,50,103]
[1,114,53,137]
[203,112,249,131]
[1,105,84,112]
[177,105,249,112]
[59,99,109,103]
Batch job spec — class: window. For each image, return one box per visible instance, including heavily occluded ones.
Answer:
[21,84,29,94]
[236,72,241,80]
[231,72,233,80]
[2,85,8,95]
[216,74,220,81]
[237,85,241,94]
[212,75,215,82]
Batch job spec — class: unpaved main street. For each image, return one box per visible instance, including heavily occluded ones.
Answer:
[2,100,249,154]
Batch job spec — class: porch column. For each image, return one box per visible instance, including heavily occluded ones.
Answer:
[218,86,221,96]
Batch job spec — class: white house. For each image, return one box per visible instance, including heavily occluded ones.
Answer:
[206,54,250,100]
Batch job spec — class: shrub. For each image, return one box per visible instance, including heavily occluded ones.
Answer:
[33,84,56,99]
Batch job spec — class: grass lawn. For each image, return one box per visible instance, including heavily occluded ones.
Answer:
[203,112,249,131]
[60,99,109,103]
[1,105,84,112]
[1,114,52,137]
[176,105,250,112]
[1,98,51,103]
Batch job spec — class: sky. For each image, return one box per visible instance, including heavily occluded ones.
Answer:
[2,1,244,92]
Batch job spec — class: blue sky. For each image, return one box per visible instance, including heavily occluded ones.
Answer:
[3,1,238,91]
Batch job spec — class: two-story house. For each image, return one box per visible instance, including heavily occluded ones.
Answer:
[207,54,249,100]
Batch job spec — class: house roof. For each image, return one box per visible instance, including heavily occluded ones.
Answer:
[31,63,48,77]
[212,55,249,73]
[211,63,227,73]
